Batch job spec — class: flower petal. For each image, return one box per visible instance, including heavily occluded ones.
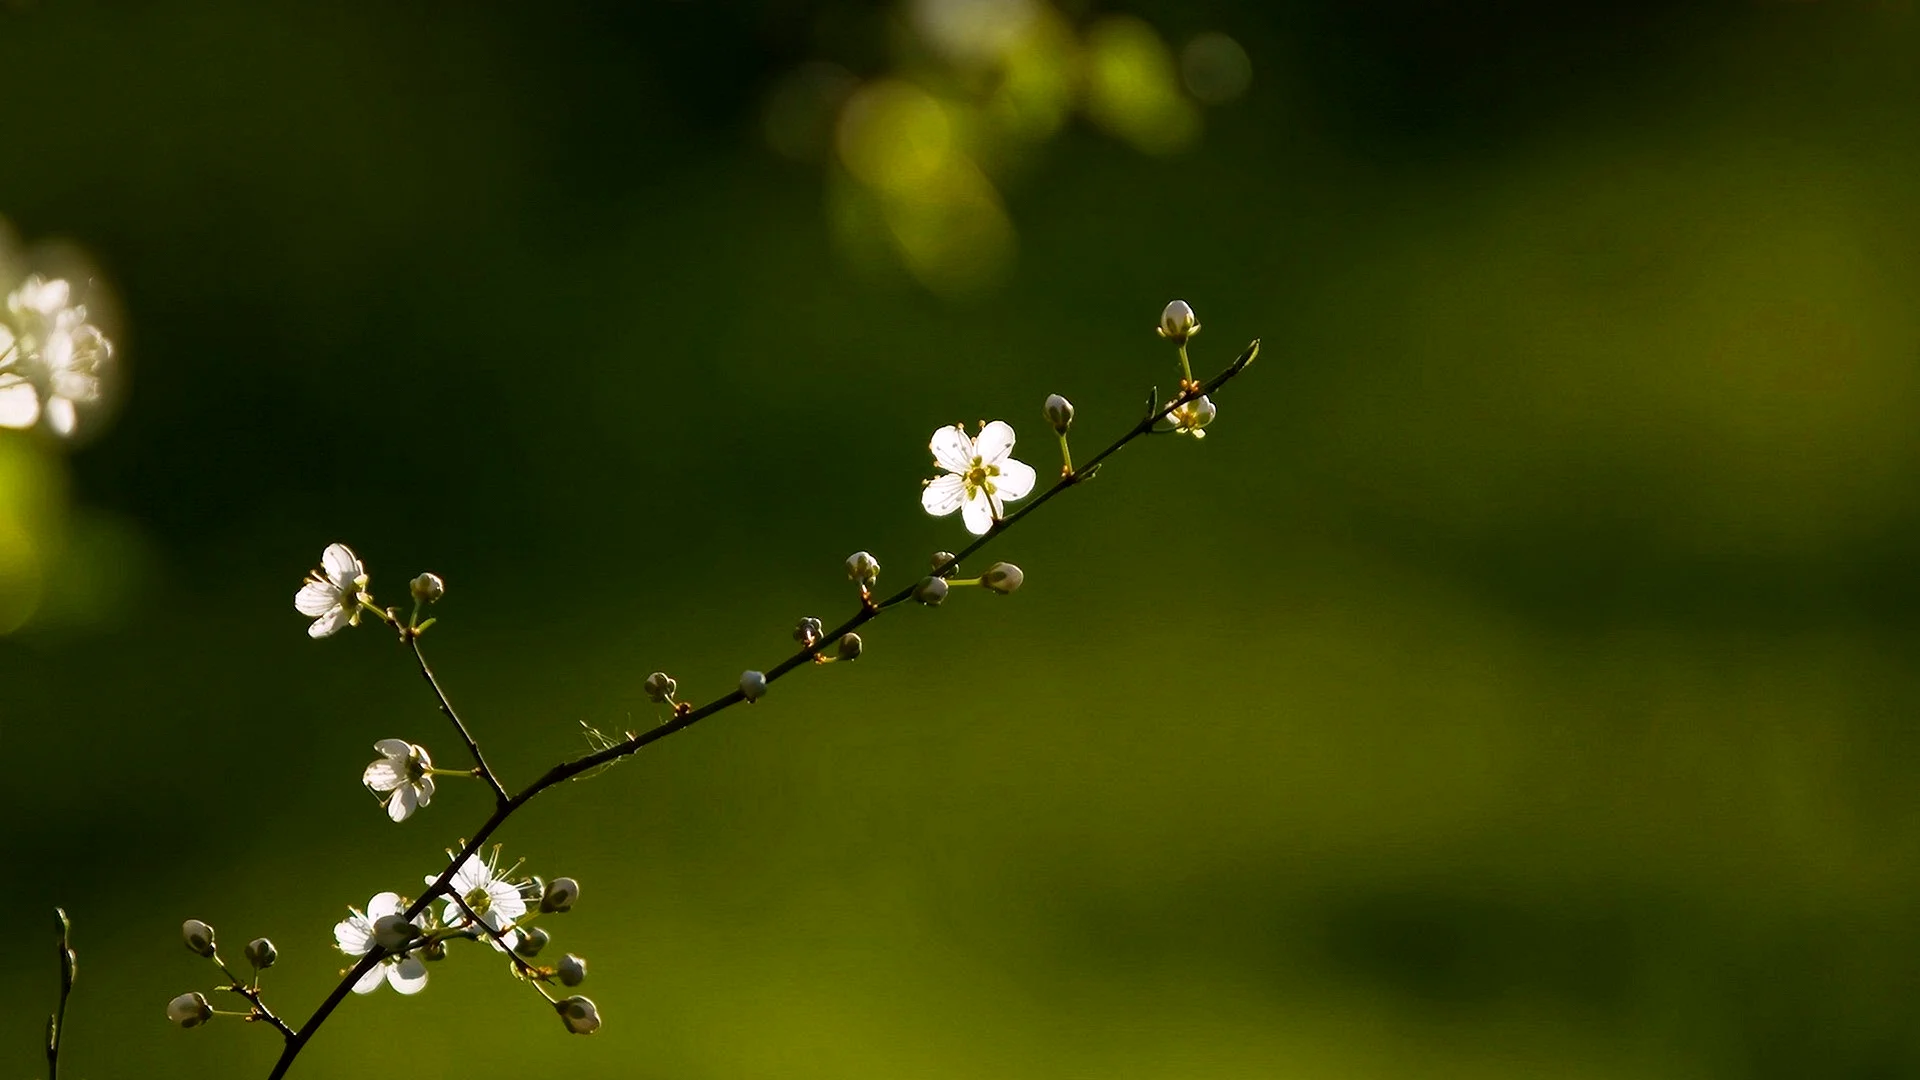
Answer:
[294,580,339,616]
[366,892,405,920]
[44,396,76,437]
[416,775,434,807]
[351,963,386,995]
[992,457,1036,502]
[0,379,41,429]
[387,957,429,995]
[929,424,973,475]
[974,420,1016,465]
[307,607,349,639]
[372,738,411,758]
[388,783,419,822]
[320,543,361,587]
[334,915,371,956]
[920,474,965,517]
[364,760,405,793]
[960,489,994,535]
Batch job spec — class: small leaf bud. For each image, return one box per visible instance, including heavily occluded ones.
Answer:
[168,991,213,1029]
[836,632,863,662]
[556,994,602,1035]
[514,927,551,958]
[930,551,957,577]
[845,550,880,589]
[740,670,767,702]
[542,877,580,914]
[981,562,1024,594]
[1157,299,1199,344]
[643,672,677,703]
[793,616,824,647]
[558,952,588,987]
[1044,393,1075,435]
[913,575,949,606]
[244,937,278,971]
[409,572,445,604]
[372,914,420,951]
[181,919,216,959]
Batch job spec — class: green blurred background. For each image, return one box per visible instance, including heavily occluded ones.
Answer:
[4,1,1919,1076]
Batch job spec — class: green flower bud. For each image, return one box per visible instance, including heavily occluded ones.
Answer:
[930,551,957,577]
[542,877,580,914]
[740,670,767,702]
[1157,299,1199,344]
[1044,393,1074,435]
[643,672,676,703]
[168,991,213,1029]
[845,550,881,589]
[913,576,949,606]
[409,572,445,604]
[981,562,1024,595]
[558,953,588,987]
[556,994,602,1034]
[244,937,278,971]
[372,914,420,951]
[181,919,216,959]
[514,927,551,958]
[836,632,863,662]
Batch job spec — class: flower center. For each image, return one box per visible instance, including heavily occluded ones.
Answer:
[964,458,998,495]
[465,887,492,916]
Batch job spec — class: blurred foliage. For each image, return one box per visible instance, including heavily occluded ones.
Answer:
[2,2,1919,1079]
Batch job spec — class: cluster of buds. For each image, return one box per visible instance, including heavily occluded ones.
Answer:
[166,918,282,1028]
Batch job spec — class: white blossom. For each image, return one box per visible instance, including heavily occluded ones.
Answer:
[433,848,527,951]
[0,274,113,438]
[364,739,435,822]
[920,420,1037,536]
[294,543,369,638]
[1168,394,1216,438]
[332,892,429,995]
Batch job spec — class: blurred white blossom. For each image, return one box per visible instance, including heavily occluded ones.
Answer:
[0,273,113,438]
[333,892,429,995]
[921,420,1037,535]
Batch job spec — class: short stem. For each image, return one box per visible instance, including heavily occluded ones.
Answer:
[409,636,509,806]
[445,892,546,983]
[1057,432,1074,475]
[1177,343,1193,385]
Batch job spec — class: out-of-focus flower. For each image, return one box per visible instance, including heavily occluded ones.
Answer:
[333,893,429,995]
[921,421,1037,535]
[0,274,113,438]
[295,543,370,638]
[363,739,435,822]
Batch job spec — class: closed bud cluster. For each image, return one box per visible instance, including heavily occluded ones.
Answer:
[1044,393,1075,435]
[542,877,580,914]
[1157,299,1199,345]
[793,616,824,647]
[845,550,881,590]
[244,937,278,971]
[167,991,213,1029]
[643,671,676,703]
[913,576,949,606]
[836,632,863,662]
[515,927,551,958]
[740,670,767,702]
[557,994,602,1035]
[181,919,216,959]
[981,562,1024,595]
[409,572,445,604]
[558,953,588,987]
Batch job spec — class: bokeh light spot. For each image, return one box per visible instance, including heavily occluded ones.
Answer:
[1181,31,1252,106]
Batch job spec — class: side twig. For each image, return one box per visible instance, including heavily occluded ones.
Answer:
[410,635,509,806]
[265,339,1259,1080]
[48,908,74,1080]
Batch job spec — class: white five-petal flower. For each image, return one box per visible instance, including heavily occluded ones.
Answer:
[432,847,528,952]
[364,739,435,822]
[0,274,113,438]
[920,420,1037,536]
[333,892,430,995]
[294,543,369,638]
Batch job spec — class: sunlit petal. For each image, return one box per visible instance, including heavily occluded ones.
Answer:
[351,963,386,995]
[921,473,965,516]
[388,957,428,995]
[929,424,973,474]
[993,457,1036,501]
[307,607,349,638]
[960,490,994,535]
[320,543,360,586]
[974,420,1016,464]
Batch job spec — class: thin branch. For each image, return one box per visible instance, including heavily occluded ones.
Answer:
[443,891,550,989]
[409,635,509,806]
[265,340,1259,1080]
[48,908,74,1080]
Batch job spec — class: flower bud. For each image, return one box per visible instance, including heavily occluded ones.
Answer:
[643,671,676,703]
[514,926,551,958]
[793,616,824,647]
[421,938,449,962]
[558,952,588,987]
[1170,394,1217,438]
[1157,299,1199,344]
[930,551,957,577]
[556,994,602,1035]
[409,572,445,604]
[181,919,216,958]
[845,550,880,589]
[244,937,278,971]
[740,670,767,702]
[913,576,949,606]
[981,562,1024,594]
[836,632,863,662]
[542,877,580,914]
[1044,394,1075,435]
[168,991,213,1029]
[372,914,420,951]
